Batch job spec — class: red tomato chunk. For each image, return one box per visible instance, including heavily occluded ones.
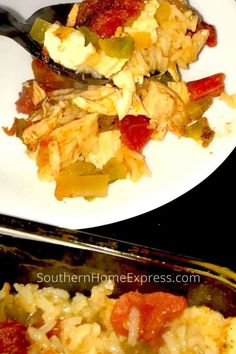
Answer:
[110,291,187,344]
[199,22,217,47]
[0,321,29,354]
[76,0,144,37]
[187,21,217,48]
[187,73,225,101]
[120,115,154,152]
[15,81,38,115]
[90,9,131,38]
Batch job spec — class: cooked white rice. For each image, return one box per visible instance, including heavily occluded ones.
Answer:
[0,281,236,353]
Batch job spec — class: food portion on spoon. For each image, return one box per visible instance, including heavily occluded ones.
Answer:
[30,0,147,82]
[30,0,211,87]
[4,0,229,200]
[28,0,220,120]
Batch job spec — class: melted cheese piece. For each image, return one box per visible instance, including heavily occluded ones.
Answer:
[44,24,95,70]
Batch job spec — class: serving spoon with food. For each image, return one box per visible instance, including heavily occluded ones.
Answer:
[0,4,108,83]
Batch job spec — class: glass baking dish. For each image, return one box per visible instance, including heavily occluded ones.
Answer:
[0,232,235,317]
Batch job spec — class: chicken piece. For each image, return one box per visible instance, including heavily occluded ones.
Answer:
[50,113,99,169]
[73,79,145,120]
[30,81,46,106]
[35,113,99,180]
[22,92,88,150]
[139,79,188,137]
[73,85,118,116]
[167,81,190,104]
[57,101,87,126]
[22,102,66,151]
[140,79,177,120]
[48,88,85,102]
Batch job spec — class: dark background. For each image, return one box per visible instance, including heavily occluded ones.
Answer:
[86,148,236,270]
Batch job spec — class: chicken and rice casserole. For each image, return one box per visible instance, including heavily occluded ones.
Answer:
[4,0,227,199]
[0,281,236,353]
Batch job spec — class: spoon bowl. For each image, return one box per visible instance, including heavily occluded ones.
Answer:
[0,4,108,83]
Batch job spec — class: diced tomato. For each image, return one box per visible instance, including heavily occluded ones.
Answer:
[120,115,153,152]
[15,81,39,115]
[187,21,217,48]
[110,291,187,344]
[76,0,114,27]
[0,320,29,354]
[76,0,144,38]
[3,118,29,140]
[2,119,18,136]
[198,21,217,47]
[90,9,129,38]
[187,73,225,101]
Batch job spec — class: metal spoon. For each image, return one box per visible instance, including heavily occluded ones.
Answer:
[0,4,108,83]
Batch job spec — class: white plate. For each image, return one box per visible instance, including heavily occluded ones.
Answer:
[0,0,236,229]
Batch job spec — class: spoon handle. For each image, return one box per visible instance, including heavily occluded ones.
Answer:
[0,7,40,56]
[0,7,106,83]
[0,8,18,36]
[0,8,28,36]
